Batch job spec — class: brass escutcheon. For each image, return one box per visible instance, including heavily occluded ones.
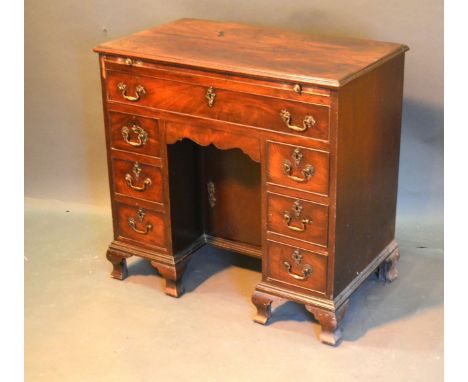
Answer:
[206,86,216,107]
[291,147,303,165]
[128,207,152,234]
[282,148,315,183]
[207,181,216,207]
[121,122,148,147]
[283,200,311,232]
[292,248,303,265]
[125,162,152,192]
[283,249,312,280]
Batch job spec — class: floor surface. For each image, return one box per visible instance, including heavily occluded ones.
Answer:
[25,198,443,382]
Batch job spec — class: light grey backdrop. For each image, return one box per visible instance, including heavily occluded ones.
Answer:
[25,0,443,227]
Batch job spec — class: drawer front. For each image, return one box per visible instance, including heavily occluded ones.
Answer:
[266,241,327,293]
[116,203,166,248]
[112,157,163,202]
[106,71,330,141]
[267,141,329,196]
[104,55,332,103]
[109,111,160,157]
[267,193,329,247]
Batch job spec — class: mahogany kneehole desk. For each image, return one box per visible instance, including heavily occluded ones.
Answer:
[94,18,408,346]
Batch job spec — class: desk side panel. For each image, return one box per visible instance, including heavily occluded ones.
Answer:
[98,54,120,239]
[334,54,405,296]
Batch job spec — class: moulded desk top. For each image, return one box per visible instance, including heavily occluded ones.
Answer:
[94,18,409,88]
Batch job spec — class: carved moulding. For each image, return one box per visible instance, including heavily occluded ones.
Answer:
[165,123,261,163]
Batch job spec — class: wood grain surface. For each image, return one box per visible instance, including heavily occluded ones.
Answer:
[94,18,408,87]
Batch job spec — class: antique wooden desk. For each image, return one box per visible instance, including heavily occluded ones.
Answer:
[94,19,408,345]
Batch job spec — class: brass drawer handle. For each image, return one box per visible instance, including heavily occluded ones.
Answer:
[128,208,152,234]
[283,160,314,183]
[282,148,315,182]
[128,218,152,234]
[283,200,310,232]
[283,211,310,232]
[206,86,216,107]
[125,174,151,191]
[121,123,148,147]
[125,163,151,191]
[117,82,146,102]
[280,110,315,132]
[283,261,312,280]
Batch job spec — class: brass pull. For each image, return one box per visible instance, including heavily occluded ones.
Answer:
[125,163,151,191]
[206,86,216,107]
[128,219,152,234]
[121,123,148,147]
[117,82,146,102]
[283,249,312,280]
[125,175,151,191]
[283,200,310,232]
[283,147,315,182]
[283,211,310,232]
[280,110,315,132]
[128,208,152,234]
[283,261,312,280]
[282,161,314,183]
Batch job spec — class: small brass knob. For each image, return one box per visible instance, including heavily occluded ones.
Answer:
[125,58,133,66]
[293,84,302,94]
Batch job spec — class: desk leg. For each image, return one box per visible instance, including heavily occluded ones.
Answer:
[252,290,274,325]
[305,300,349,346]
[151,260,187,298]
[106,250,129,280]
[377,245,400,282]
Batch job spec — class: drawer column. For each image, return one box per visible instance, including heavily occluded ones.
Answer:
[252,138,349,345]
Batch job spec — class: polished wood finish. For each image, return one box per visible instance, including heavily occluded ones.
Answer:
[265,240,327,294]
[333,55,405,295]
[201,145,262,247]
[102,55,332,103]
[95,18,407,87]
[94,19,408,346]
[105,70,330,141]
[305,299,349,346]
[266,193,329,247]
[109,111,160,157]
[151,260,188,298]
[166,121,261,163]
[111,156,163,202]
[115,202,166,248]
[266,141,330,196]
[106,250,128,280]
[251,290,274,325]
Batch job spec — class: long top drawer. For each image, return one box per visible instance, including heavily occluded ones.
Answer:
[105,69,330,142]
